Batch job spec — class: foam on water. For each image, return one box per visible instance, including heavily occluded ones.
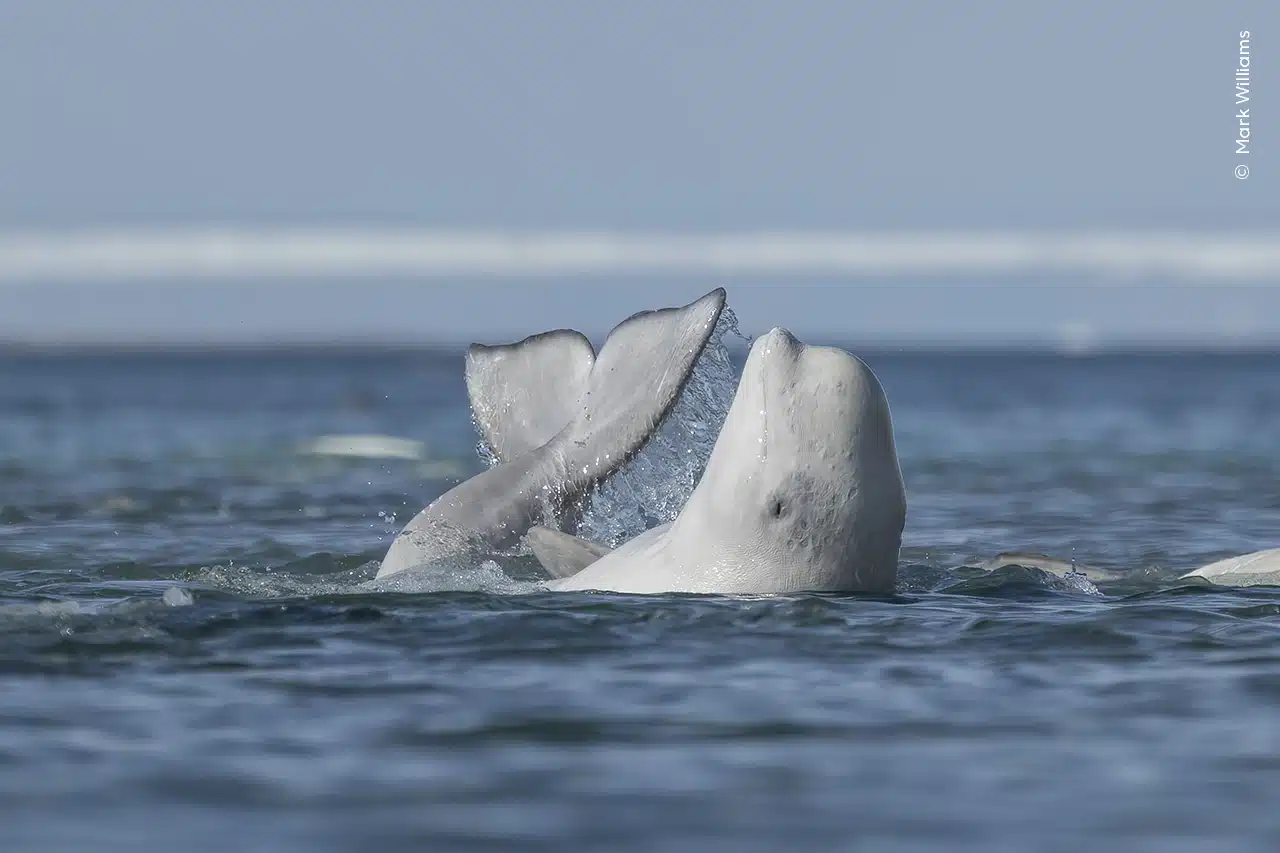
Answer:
[363,559,545,595]
[1059,570,1103,596]
[188,559,380,598]
[162,586,195,607]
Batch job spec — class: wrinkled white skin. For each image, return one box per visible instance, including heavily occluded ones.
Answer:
[553,328,907,594]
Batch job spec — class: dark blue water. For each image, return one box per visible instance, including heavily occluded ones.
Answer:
[3,347,1280,852]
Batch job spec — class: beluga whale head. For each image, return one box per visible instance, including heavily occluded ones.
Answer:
[682,327,907,592]
[546,327,907,595]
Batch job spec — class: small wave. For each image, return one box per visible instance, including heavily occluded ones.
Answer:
[184,540,548,598]
[899,563,1105,598]
[362,559,546,595]
[184,555,380,598]
[0,505,31,523]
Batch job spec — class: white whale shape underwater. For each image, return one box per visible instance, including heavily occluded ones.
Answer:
[1179,548,1280,587]
[961,548,1280,590]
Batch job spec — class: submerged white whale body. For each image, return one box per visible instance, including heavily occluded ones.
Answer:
[528,327,908,595]
[961,548,1280,590]
[1180,549,1280,587]
[376,289,727,580]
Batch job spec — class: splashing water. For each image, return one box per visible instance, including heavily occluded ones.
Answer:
[456,305,744,581]
[476,436,500,469]
[572,306,745,547]
[189,559,380,598]
[364,559,545,595]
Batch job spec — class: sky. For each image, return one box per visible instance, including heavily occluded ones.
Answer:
[0,0,1276,346]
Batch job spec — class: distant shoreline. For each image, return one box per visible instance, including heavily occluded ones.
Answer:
[5,340,1280,358]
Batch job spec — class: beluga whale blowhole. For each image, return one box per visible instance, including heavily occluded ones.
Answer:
[376,288,727,581]
[528,327,908,595]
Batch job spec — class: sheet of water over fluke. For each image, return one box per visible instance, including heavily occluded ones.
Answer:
[2,343,1279,852]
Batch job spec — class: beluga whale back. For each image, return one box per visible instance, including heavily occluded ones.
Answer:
[376,289,727,580]
[1180,548,1280,587]
[534,327,908,594]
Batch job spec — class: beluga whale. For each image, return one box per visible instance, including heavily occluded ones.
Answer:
[527,327,908,595]
[376,289,727,580]
[1179,548,1280,588]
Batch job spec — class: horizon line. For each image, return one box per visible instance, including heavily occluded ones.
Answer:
[2,228,1280,282]
[6,337,1280,356]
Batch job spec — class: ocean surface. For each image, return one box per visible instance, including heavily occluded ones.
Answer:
[2,337,1279,852]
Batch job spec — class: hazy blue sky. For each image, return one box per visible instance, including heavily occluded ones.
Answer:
[1,0,1276,344]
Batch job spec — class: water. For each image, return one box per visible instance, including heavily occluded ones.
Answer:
[2,346,1279,851]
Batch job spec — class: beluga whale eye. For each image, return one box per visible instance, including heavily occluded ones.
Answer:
[769,498,785,519]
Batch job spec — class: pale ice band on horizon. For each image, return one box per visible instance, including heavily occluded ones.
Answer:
[1,229,1279,282]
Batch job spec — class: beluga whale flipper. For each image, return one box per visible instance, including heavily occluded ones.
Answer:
[535,327,908,595]
[376,288,727,580]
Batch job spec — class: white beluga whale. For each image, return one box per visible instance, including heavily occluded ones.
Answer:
[1179,549,1280,588]
[529,327,908,595]
[376,289,727,580]
[960,548,1280,589]
[963,552,1125,585]
[956,548,1280,591]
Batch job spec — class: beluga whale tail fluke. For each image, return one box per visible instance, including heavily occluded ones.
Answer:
[376,288,727,580]
[465,329,596,462]
[536,327,908,595]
